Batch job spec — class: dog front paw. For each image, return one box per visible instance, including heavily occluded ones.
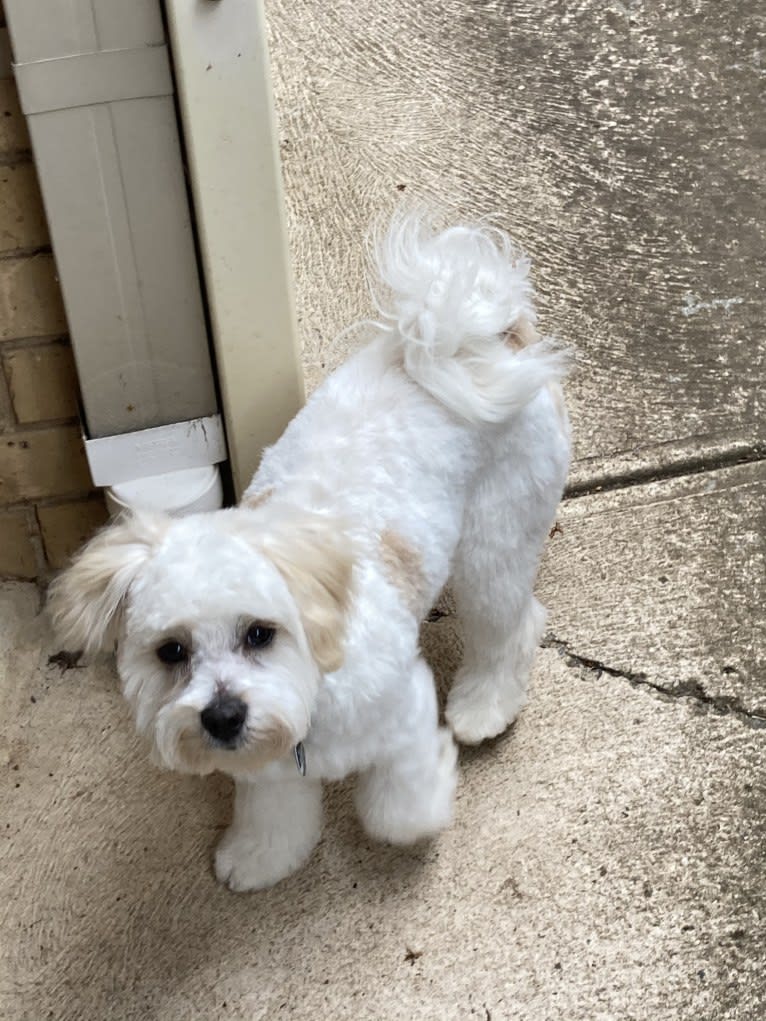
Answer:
[214,823,319,892]
[214,831,289,892]
[215,777,323,891]
[356,728,458,845]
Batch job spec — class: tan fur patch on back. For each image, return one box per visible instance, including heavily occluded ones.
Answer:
[243,487,274,510]
[379,529,427,613]
[504,316,540,351]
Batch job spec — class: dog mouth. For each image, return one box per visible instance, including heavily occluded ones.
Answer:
[204,732,247,752]
[155,703,298,775]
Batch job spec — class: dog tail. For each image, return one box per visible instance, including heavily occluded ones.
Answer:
[371,213,570,424]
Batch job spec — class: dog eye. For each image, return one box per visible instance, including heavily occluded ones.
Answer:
[245,623,275,650]
[156,641,188,665]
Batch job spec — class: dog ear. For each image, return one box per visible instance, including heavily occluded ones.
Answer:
[260,512,353,674]
[47,511,169,656]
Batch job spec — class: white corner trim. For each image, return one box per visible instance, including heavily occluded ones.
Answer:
[85,414,226,487]
[164,0,304,497]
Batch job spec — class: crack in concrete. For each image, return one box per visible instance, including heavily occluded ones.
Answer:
[565,442,766,500]
[542,634,766,730]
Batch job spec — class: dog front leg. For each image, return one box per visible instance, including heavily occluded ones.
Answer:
[215,774,323,891]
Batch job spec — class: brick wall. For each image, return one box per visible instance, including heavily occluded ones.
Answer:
[0,9,107,579]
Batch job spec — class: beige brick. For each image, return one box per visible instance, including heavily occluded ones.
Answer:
[37,497,108,568]
[0,424,91,504]
[0,254,67,340]
[3,342,79,423]
[0,163,49,252]
[0,508,37,578]
[0,80,30,155]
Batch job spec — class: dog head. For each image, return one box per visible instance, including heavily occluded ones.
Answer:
[48,506,353,776]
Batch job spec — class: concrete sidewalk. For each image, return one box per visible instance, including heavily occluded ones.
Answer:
[1,1,764,1018]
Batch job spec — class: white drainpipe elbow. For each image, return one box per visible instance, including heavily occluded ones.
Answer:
[105,465,223,517]
[84,414,227,518]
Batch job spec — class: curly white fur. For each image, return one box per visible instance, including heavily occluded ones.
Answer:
[48,213,571,891]
[372,214,569,423]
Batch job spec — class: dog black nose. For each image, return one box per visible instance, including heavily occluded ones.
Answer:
[200,696,247,743]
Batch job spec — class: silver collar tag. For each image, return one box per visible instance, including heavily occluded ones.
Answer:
[294,742,306,776]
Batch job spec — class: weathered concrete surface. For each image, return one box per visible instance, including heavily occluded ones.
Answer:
[1,465,764,1020]
[265,0,764,477]
[2,2,764,1017]
[544,461,766,715]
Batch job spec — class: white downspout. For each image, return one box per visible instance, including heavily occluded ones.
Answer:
[4,0,227,518]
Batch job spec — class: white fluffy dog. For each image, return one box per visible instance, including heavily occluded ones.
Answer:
[49,215,570,891]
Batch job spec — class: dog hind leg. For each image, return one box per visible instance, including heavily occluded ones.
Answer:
[354,658,458,844]
[446,420,565,744]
